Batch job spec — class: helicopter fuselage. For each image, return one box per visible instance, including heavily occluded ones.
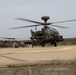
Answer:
[30,27,64,47]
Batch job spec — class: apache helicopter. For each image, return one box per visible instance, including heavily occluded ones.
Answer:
[0,37,15,47]
[10,16,76,47]
[0,37,25,48]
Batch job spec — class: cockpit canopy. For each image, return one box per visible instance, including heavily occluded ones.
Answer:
[43,27,59,35]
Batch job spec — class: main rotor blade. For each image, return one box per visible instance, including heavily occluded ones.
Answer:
[15,18,43,24]
[51,19,76,24]
[0,37,16,39]
[51,25,68,28]
[10,24,42,29]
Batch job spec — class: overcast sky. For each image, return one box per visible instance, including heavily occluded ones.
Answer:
[0,0,76,39]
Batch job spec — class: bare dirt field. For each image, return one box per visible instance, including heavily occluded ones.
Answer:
[0,45,76,75]
[0,45,76,65]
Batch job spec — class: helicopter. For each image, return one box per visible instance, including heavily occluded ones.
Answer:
[0,37,26,48]
[10,16,76,47]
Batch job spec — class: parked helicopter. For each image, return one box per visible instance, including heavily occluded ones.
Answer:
[10,16,76,47]
[0,37,25,48]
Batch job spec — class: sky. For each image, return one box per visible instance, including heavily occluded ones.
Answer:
[0,0,76,39]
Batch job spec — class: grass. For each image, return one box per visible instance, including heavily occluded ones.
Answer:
[0,59,76,75]
[72,59,76,75]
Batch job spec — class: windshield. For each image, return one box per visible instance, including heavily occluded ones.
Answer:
[44,27,59,35]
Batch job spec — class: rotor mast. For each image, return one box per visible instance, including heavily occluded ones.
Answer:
[41,16,50,28]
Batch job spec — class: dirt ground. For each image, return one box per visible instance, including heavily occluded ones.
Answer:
[0,45,76,65]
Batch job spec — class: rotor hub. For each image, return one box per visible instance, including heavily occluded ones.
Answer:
[41,16,50,23]
[41,16,50,20]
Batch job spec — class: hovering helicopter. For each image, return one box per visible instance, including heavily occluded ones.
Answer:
[10,16,76,47]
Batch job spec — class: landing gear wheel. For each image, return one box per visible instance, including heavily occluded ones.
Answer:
[42,43,45,47]
[32,45,34,47]
[51,43,53,45]
[54,42,57,47]
[32,44,34,47]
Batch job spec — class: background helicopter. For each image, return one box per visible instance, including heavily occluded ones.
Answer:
[0,37,25,48]
[11,16,76,47]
